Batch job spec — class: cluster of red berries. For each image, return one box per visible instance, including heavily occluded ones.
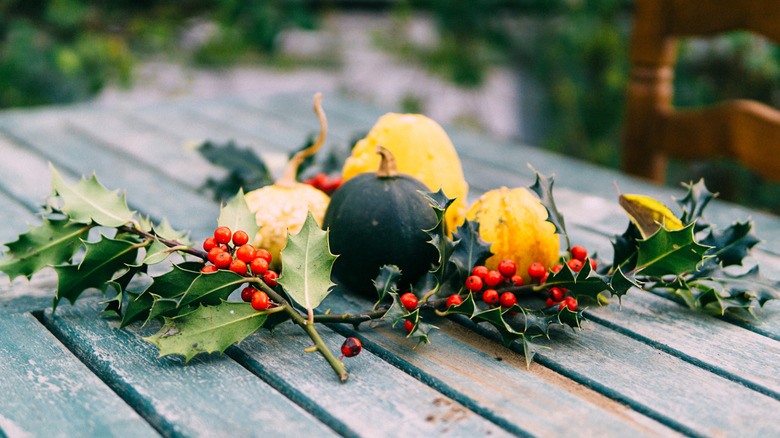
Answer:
[303,172,342,195]
[463,259,524,309]
[200,226,278,311]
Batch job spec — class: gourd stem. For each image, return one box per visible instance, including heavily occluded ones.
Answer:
[376,145,399,177]
[277,92,328,188]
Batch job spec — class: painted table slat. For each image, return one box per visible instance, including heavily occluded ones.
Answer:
[0,311,159,437]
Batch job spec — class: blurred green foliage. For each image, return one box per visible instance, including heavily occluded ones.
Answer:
[0,0,315,108]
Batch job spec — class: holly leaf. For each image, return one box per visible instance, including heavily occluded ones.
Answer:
[545,260,611,302]
[448,220,492,285]
[153,218,194,248]
[472,307,524,347]
[145,262,202,300]
[121,291,155,328]
[53,235,140,310]
[142,238,172,265]
[144,301,271,363]
[440,293,478,317]
[49,164,136,227]
[609,267,639,301]
[382,292,409,327]
[700,220,760,268]
[102,264,146,318]
[217,188,261,240]
[198,140,273,200]
[278,212,337,314]
[675,179,716,227]
[528,166,568,246]
[635,223,711,277]
[611,222,641,272]
[177,269,247,308]
[420,190,456,296]
[372,264,402,308]
[0,219,91,281]
[518,306,582,336]
[402,309,437,346]
[695,265,780,308]
[147,295,181,323]
[419,189,455,227]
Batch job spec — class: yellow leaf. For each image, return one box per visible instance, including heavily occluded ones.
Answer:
[618,194,684,239]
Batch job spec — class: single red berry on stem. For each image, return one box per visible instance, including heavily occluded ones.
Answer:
[484,270,503,287]
[482,289,499,305]
[551,264,563,274]
[571,245,588,262]
[498,259,517,277]
[528,262,546,280]
[472,265,489,279]
[214,252,233,269]
[256,248,272,264]
[201,265,217,273]
[568,259,583,272]
[214,226,232,245]
[250,257,268,275]
[264,270,278,287]
[241,286,257,302]
[236,244,256,263]
[510,275,523,286]
[549,287,564,302]
[499,292,517,308]
[564,296,578,311]
[229,259,248,276]
[465,275,483,292]
[340,337,362,359]
[232,230,249,246]
[251,290,270,311]
[400,293,418,312]
[203,237,217,252]
[446,294,463,308]
[403,319,414,333]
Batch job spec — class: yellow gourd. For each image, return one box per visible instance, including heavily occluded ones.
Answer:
[341,113,469,232]
[466,187,560,284]
[244,93,330,269]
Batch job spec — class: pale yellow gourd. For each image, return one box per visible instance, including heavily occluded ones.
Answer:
[466,187,560,284]
[244,93,330,269]
[341,113,469,232]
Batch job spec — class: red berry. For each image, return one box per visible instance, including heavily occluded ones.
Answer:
[545,297,558,307]
[484,270,503,287]
[207,247,223,264]
[322,176,343,193]
[203,237,217,252]
[340,337,362,358]
[309,173,328,190]
[404,319,414,333]
[564,296,578,311]
[482,289,499,305]
[201,265,217,273]
[241,286,257,302]
[214,252,233,269]
[214,226,232,244]
[568,259,583,272]
[497,259,517,277]
[510,275,524,286]
[528,262,546,280]
[549,287,564,302]
[251,290,270,311]
[465,275,483,292]
[590,258,597,271]
[499,292,517,308]
[551,264,563,274]
[400,293,418,312]
[446,294,463,308]
[229,259,248,276]
[264,270,278,287]
[236,244,256,263]
[472,266,489,279]
[232,230,249,246]
[539,272,548,283]
[219,244,229,252]
[255,248,272,264]
[571,245,588,262]
[250,257,269,276]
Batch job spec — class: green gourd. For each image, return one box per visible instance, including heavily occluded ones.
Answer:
[322,146,438,296]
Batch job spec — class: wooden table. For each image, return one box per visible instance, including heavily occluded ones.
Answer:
[1,92,779,437]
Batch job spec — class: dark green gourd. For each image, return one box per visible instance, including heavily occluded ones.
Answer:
[322,146,438,296]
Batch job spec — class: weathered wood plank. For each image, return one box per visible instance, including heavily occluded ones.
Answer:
[0,270,59,315]
[0,311,159,437]
[228,322,514,438]
[317,292,680,437]
[40,297,339,438]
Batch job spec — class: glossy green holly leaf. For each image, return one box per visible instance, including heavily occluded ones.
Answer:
[545,260,611,302]
[402,309,436,346]
[514,305,581,336]
[102,290,123,319]
[419,189,455,227]
[53,235,140,310]
[177,269,248,308]
[382,292,409,327]
[611,222,641,273]
[217,188,261,240]
[472,307,523,347]
[260,310,292,334]
[145,262,202,300]
[700,220,760,268]
[0,218,91,281]
[635,223,711,277]
[528,166,569,247]
[449,220,492,285]
[372,264,402,308]
[121,291,155,328]
[102,264,146,318]
[153,218,194,248]
[147,295,181,323]
[440,293,478,317]
[420,190,456,296]
[675,179,716,227]
[278,212,337,314]
[142,238,172,265]
[520,336,543,369]
[609,267,639,302]
[144,301,271,363]
[50,164,136,227]
[696,265,780,308]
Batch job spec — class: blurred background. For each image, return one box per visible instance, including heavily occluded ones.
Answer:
[2,0,780,212]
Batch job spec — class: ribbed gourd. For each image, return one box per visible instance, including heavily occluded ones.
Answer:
[244,93,330,269]
[341,113,468,233]
[323,146,438,296]
[466,187,560,284]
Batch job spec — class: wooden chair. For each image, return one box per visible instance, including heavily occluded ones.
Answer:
[622,0,780,183]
